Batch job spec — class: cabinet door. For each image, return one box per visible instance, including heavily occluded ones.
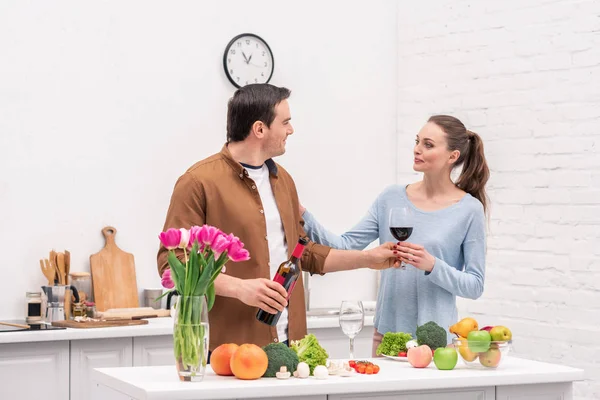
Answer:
[133,335,173,367]
[496,382,573,400]
[329,386,495,400]
[71,337,133,400]
[0,341,69,400]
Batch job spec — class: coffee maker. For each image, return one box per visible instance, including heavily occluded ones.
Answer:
[41,285,80,323]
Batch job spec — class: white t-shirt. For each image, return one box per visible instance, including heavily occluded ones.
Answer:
[245,164,289,342]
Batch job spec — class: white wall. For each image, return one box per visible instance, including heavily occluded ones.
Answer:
[0,1,397,318]
[396,1,600,399]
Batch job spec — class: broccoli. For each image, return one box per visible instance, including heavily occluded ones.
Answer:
[262,342,299,378]
[416,321,448,350]
[375,332,413,356]
[290,334,328,375]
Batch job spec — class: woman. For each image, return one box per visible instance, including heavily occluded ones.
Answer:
[301,115,490,356]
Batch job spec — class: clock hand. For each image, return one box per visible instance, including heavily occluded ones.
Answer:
[242,51,249,64]
[247,53,253,64]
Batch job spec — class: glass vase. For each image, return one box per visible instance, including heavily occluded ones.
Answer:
[173,295,209,382]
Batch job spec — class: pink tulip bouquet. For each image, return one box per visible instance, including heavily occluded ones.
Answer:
[158,225,250,380]
[158,225,250,312]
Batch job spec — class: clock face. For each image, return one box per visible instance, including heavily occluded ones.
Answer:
[223,34,274,88]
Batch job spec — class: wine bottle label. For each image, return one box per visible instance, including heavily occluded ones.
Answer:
[273,274,297,301]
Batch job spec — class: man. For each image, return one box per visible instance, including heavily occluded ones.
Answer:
[157,84,400,350]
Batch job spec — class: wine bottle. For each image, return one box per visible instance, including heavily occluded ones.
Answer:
[256,237,309,326]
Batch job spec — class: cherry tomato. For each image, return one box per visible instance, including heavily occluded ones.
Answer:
[358,365,366,374]
[398,352,407,357]
[349,360,356,368]
[373,365,380,374]
[365,365,374,374]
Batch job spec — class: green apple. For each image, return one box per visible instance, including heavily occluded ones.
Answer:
[479,348,502,368]
[467,330,491,353]
[489,326,512,341]
[433,347,458,370]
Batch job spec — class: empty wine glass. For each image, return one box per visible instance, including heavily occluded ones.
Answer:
[339,300,364,359]
[389,206,414,269]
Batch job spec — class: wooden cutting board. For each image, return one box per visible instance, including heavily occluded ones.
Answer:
[52,319,148,329]
[90,226,139,312]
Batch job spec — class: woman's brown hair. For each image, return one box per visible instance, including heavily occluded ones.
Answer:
[428,115,490,214]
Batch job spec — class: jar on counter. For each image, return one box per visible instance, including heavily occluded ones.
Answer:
[72,302,86,318]
[85,302,96,318]
[25,291,42,323]
[70,272,93,303]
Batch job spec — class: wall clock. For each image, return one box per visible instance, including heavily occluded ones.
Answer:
[223,33,274,88]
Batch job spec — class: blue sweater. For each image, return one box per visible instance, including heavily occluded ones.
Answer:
[302,184,487,344]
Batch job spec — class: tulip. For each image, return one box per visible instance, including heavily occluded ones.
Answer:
[187,226,202,249]
[198,225,220,247]
[161,268,175,289]
[227,236,250,262]
[211,232,231,257]
[159,228,181,250]
[178,228,190,249]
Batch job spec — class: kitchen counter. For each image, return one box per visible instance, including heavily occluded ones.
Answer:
[93,356,585,400]
[0,312,375,344]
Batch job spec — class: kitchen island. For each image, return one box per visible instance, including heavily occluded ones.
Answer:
[92,356,584,400]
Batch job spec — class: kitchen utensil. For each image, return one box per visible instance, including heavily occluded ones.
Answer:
[51,319,148,329]
[41,285,80,323]
[40,259,54,285]
[90,226,139,312]
[0,320,65,332]
[43,259,55,285]
[64,250,71,280]
[49,250,60,284]
[97,307,170,320]
[56,252,66,285]
[0,321,30,329]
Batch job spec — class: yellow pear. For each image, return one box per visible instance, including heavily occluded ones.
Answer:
[457,338,479,362]
[449,317,479,338]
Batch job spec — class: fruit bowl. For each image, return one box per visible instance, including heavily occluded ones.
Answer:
[451,338,512,369]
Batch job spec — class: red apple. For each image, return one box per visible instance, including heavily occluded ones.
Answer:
[407,345,433,368]
[480,326,494,332]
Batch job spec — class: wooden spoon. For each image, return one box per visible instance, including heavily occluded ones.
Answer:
[49,250,60,284]
[56,252,66,285]
[0,321,30,329]
[64,250,71,283]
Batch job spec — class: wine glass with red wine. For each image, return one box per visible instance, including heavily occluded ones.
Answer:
[389,207,413,269]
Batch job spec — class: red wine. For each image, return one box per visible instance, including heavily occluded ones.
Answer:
[256,237,309,326]
[390,227,413,241]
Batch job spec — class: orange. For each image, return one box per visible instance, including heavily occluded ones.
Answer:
[230,343,268,380]
[211,343,239,376]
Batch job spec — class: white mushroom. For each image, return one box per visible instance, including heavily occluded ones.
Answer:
[296,362,310,379]
[406,339,419,350]
[314,365,329,380]
[276,366,291,380]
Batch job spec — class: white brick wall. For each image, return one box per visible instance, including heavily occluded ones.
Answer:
[396,1,600,398]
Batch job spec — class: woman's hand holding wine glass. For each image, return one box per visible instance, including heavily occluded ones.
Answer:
[394,242,436,272]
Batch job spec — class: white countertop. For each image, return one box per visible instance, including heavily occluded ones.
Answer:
[0,314,373,344]
[93,357,585,400]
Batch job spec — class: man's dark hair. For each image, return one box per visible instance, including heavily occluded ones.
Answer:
[226,84,291,142]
